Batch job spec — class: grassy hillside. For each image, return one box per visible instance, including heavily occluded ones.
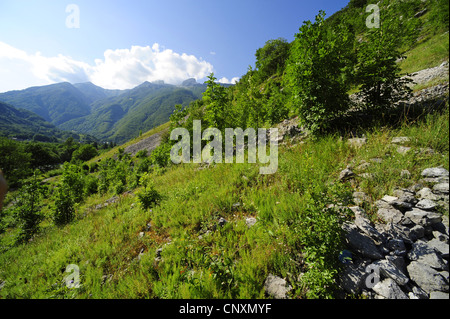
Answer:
[0,0,448,300]
[0,99,448,299]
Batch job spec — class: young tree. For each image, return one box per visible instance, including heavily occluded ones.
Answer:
[25,143,59,170]
[0,137,32,187]
[284,11,354,134]
[255,38,290,81]
[71,144,98,162]
[53,183,75,226]
[13,171,45,242]
[60,163,85,204]
[355,22,412,112]
[203,73,230,130]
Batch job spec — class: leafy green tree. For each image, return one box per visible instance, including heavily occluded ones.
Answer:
[348,0,368,9]
[59,137,79,163]
[61,163,85,203]
[203,73,230,130]
[231,66,288,129]
[245,70,266,128]
[13,171,45,242]
[84,175,99,196]
[355,23,412,112]
[25,143,59,170]
[150,143,172,168]
[0,137,32,187]
[71,144,98,162]
[284,11,354,134]
[263,78,289,125]
[137,173,161,210]
[169,104,189,131]
[53,183,76,226]
[255,38,290,81]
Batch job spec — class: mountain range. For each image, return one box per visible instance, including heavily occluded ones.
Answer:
[0,79,208,144]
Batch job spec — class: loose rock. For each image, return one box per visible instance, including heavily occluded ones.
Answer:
[391,137,411,145]
[264,274,292,299]
[245,217,257,228]
[372,278,409,299]
[433,183,449,195]
[339,168,355,181]
[397,146,412,155]
[342,222,383,260]
[348,138,367,148]
[406,261,449,294]
[404,208,442,227]
[421,167,449,178]
[407,241,447,270]
[371,259,409,285]
[377,207,404,224]
[338,165,450,298]
[415,199,438,211]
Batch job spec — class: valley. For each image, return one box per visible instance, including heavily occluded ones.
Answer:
[0,79,207,144]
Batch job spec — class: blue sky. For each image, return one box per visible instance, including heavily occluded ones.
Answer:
[0,0,350,92]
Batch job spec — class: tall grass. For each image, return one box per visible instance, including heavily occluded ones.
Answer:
[400,32,449,75]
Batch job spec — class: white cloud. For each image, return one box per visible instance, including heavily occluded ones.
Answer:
[0,41,91,92]
[0,41,215,92]
[217,76,240,84]
[90,45,214,89]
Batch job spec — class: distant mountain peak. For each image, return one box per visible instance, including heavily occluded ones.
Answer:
[136,81,167,89]
[181,78,198,87]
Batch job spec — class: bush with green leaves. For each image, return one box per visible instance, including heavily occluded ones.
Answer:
[0,137,32,188]
[61,163,85,203]
[203,73,230,131]
[53,184,76,226]
[284,11,354,134]
[137,173,161,210]
[12,171,45,242]
[150,142,172,168]
[84,175,98,196]
[355,24,412,112]
[255,38,290,81]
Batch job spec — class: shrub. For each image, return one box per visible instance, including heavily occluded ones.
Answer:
[13,171,45,242]
[71,144,98,162]
[355,25,412,112]
[137,186,160,210]
[150,143,172,168]
[136,149,148,158]
[255,38,290,81]
[61,163,85,203]
[284,11,353,134]
[53,184,76,226]
[137,173,161,210]
[84,175,98,196]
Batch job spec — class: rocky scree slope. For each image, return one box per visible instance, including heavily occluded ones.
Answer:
[338,164,449,299]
